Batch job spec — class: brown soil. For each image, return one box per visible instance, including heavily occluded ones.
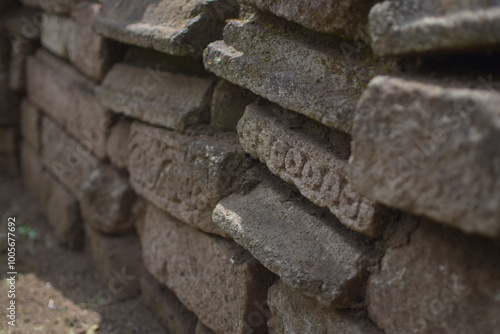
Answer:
[0,172,168,334]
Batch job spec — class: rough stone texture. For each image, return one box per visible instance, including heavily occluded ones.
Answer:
[368,215,500,334]
[129,121,256,236]
[85,224,144,301]
[27,50,112,159]
[238,104,389,236]
[213,179,372,307]
[20,99,40,152]
[242,0,373,40]
[142,204,272,334]
[40,170,83,249]
[268,281,383,334]
[195,322,215,334]
[204,13,393,134]
[369,0,500,56]
[0,126,17,153]
[106,119,131,170]
[20,0,80,14]
[93,0,239,57]
[40,14,75,58]
[40,116,100,199]
[96,63,214,132]
[140,273,198,334]
[351,76,500,239]
[8,34,37,91]
[81,165,141,235]
[20,141,43,202]
[210,80,256,131]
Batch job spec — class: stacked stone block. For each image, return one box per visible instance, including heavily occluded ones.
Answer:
[0,0,498,333]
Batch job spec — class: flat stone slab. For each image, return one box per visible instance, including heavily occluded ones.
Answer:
[96,63,214,131]
[351,75,500,239]
[41,116,100,200]
[369,0,500,55]
[213,179,372,307]
[238,104,389,236]
[268,281,383,334]
[27,50,112,159]
[20,99,40,152]
[242,0,372,40]
[204,13,392,134]
[129,121,256,236]
[368,215,500,334]
[93,0,238,57]
[142,203,272,334]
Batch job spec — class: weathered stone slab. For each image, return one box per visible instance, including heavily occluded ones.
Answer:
[129,121,256,236]
[93,0,238,57]
[20,99,40,152]
[20,0,80,14]
[8,34,37,91]
[142,204,272,334]
[81,165,143,235]
[213,179,372,307]
[369,0,500,56]
[211,79,256,131]
[40,170,83,249]
[106,119,131,170]
[195,322,215,334]
[238,104,388,236]
[204,13,393,134]
[351,76,500,239]
[140,273,198,334]
[85,224,144,301]
[367,215,500,334]
[27,50,112,159]
[0,126,17,153]
[40,14,75,58]
[242,0,372,39]
[96,63,214,131]
[20,141,43,202]
[269,281,383,334]
[41,116,100,199]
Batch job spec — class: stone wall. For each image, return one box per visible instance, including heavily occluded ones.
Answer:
[2,0,500,333]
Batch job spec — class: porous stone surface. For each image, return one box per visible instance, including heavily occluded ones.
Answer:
[140,273,198,334]
[20,99,40,152]
[204,13,392,134]
[81,165,141,235]
[129,121,256,236]
[40,14,75,58]
[210,79,256,131]
[369,0,500,56]
[367,215,500,334]
[93,0,239,57]
[195,322,215,334]
[268,281,383,334]
[40,170,83,250]
[242,0,373,39]
[106,119,131,170]
[213,179,372,307]
[142,204,272,334]
[85,224,144,301]
[27,50,112,159]
[96,63,214,131]
[20,0,80,14]
[238,104,389,236]
[351,76,500,239]
[40,116,100,199]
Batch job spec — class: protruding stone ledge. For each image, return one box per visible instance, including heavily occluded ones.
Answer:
[129,121,257,237]
[351,75,500,239]
[237,103,389,236]
[213,179,372,307]
[27,50,112,159]
[268,281,383,334]
[96,63,214,132]
[369,0,500,56]
[142,204,272,334]
[204,13,393,134]
[93,0,239,57]
[242,0,372,40]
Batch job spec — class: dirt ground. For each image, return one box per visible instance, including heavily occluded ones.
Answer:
[0,172,168,334]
